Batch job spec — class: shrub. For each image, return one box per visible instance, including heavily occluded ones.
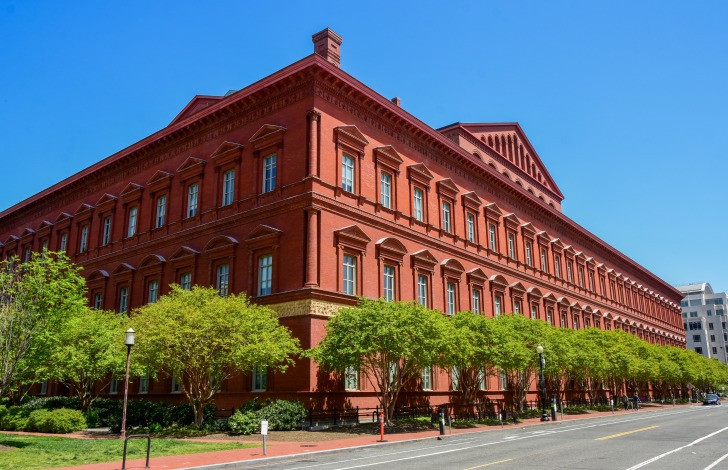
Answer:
[20,396,82,411]
[258,400,306,431]
[228,410,259,435]
[0,407,31,431]
[515,408,541,419]
[27,408,86,433]
[84,409,101,428]
[105,400,215,433]
[563,406,589,415]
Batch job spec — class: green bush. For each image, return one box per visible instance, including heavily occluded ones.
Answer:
[563,406,589,415]
[258,400,306,431]
[20,396,82,411]
[27,408,86,433]
[106,400,215,432]
[84,409,101,428]
[228,410,259,435]
[0,407,31,431]
[515,408,541,419]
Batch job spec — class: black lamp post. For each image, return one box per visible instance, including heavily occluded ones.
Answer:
[120,328,135,440]
[537,344,550,422]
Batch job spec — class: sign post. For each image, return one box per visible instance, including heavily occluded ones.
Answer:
[261,420,268,455]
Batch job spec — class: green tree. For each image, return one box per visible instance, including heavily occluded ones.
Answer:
[131,286,300,427]
[46,307,130,411]
[542,326,576,403]
[0,252,86,399]
[447,312,497,415]
[491,314,548,411]
[309,299,452,424]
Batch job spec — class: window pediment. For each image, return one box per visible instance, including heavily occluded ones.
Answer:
[87,269,109,281]
[407,163,434,186]
[120,183,144,202]
[375,237,407,261]
[461,191,482,211]
[177,157,206,180]
[20,228,35,240]
[95,193,118,210]
[550,238,565,252]
[245,225,283,251]
[373,146,403,172]
[411,249,438,271]
[111,262,136,276]
[509,281,526,294]
[334,225,371,252]
[147,171,173,193]
[250,124,286,151]
[520,222,536,238]
[489,274,508,288]
[527,287,543,299]
[35,220,54,233]
[467,268,487,285]
[441,258,465,277]
[334,125,368,157]
[503,213,520,230]
[484,202,502,221]
[140,254,166,270]
[170,246,199,262]
[536,231,550,246]
[211,141,244,167]
[563,245,576,258]
[436,178,459,199]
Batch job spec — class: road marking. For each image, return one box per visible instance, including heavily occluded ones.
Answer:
[595,425,659,441]
[625,425,728,470]
[464,458,513,469]
[704,451,728,470]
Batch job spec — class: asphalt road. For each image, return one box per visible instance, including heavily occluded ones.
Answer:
[240,405,728,470]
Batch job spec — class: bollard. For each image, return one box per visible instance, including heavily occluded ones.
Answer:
[448,414,452,434]
[551,397,557,421]
[437,409,446,439]
[377,411,386,442]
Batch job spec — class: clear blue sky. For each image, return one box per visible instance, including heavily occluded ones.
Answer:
[1,1,726,293]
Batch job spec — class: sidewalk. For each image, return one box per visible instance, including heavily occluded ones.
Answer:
[56,404,684,470]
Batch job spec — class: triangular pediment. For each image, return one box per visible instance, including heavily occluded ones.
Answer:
[334,225,371,245]
[484,202,502,219]
[170,246,199,260]
[246,225,283,243]
[375,237,407,257]
[467,268,487,283]
[20,228,36,239]
[551,238,565,251]
[510,281,526,293]
[449,123,564,201]
[503,213,520,227]
[74,203,94,215]
[334,125,369,150]
[373,146,404,169]
[140,254,166,268]
[54,212,73,224]
[36,220,54,232]
[95,193,118,207]
[147,171,173,187]
[87,269,109,281]
[3,235,18,245]
[177,157,206,173]
[436,178,459,197]
[211,141,244,160]
[441,258,465,274]
[407,163,434,183]
[411,249,438,266]
[169,95,224,126]
[250,124,286,150]
[520,222,536,237]
[121,182,144,198]
[461,191,483,207]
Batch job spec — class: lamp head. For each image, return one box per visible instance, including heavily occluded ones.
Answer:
[125,328,135,347]
[536,344,544,354]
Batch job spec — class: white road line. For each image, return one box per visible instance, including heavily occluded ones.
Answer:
[624,426,728,470]
[704,451,728,470]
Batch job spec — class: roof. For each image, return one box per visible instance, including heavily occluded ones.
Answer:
[675,283,713,295]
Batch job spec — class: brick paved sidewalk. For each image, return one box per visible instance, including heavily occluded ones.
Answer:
[50,404,684,470]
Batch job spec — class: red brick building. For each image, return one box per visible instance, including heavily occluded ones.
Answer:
[0,29,684,409]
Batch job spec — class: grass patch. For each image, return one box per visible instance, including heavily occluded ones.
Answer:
[0,434,257,470]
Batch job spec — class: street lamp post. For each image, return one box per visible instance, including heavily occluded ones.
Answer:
[537,344,550,422]
[120,328,135,440]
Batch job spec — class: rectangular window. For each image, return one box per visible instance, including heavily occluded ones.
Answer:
[342,254,357,296]
[421,366,432,391]
[258,255,273,296]
[600,277,606,295]
[712,347,717,354]
[693,334,701,342]
[585,318,591,328]
[171,375,181,393]
[252,367,267,391]
[222,169,235,206]
[341,155,355,192]
[540,248,548,273]
[718,309,725,316]
[380,172,392,209]
[180,272,192,290]
[531,304,538,319]
[139,375,149,394]
[263,154,277,193]
[442,201,451,233]
[547,308,553,325]
[466,213,475,243]
[127,206,138,237]
[709,323,714,330]
[94,293,103,310]
[588,272,596,291]
[79,224,89,253]
[109,378,118,394]
[707,310,713,316]
[578,267,585,287]
[413,187,424,222]
[554,256,561,278]
[561,312,567,328]
[187,183,199,217]
[383,265,395,302]
[148,280,159,303]
[488,224,497,251]
[451,366,459,391]
[710,334,716,342]
[60,232,68,252]
[216,264,230,296]
[344,366,358,390]
[417,274,428,307]
[695,347,703,354]
[40,380,48,395]
[446,282,456,315]
[573,315,579,330]
[119,287,129,313]
[494,295,502,316]
[472,289,481,314]
[508,233,516,259]
[500,370,507,390]
[690,299,703,306]
[155,195,167,228]
[102,216,112,246]
[525,241,532,266]
[567,262,574,283]
[690,311,698,318]
[514,299,521,314]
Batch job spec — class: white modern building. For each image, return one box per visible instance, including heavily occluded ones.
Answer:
[677,283,728,365]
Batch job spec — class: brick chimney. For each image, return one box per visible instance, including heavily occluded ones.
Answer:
[312,28,343,68]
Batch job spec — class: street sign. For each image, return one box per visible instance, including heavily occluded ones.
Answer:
[261,420,269,435]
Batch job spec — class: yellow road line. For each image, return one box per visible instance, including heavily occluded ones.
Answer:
[596,425,659,441]
[464,458,514,469]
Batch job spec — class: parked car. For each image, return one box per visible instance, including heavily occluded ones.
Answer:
[703,394,721,405]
